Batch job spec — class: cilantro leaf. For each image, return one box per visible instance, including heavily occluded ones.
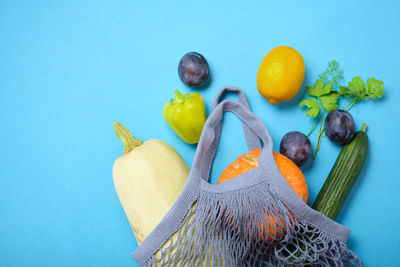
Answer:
[344,76,385,100]
[347,76,365,97]
[306,80,323,96]
[321,83,333,95]
[307,80,333,97]
[318,60,344,89]
[328,60,339,71]
[299,98,320,117]
[339,86,350,97]
[366,78,384,99]
[320,91,340,112]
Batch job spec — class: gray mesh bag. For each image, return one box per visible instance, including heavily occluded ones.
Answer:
[132,87,363,266]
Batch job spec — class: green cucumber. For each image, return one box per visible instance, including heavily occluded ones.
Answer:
[312,123,368,220]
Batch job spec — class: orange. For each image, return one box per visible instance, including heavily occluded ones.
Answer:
[273,151,308,203]
[218,149,308,240]
[257,46,305,104]
[219,149,308,203]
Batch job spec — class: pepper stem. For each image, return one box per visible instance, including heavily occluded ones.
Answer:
[361,123,367,132]
[174,90,186,104]
[113,122,143,155]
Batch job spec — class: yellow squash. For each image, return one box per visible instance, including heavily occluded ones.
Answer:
[112,122,190,244]
[113,123,215,265]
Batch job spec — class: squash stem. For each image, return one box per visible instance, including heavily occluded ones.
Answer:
[113,122,143,155]
[361,123,367,132]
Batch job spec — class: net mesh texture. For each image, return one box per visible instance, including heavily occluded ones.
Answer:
[144,180,363,267]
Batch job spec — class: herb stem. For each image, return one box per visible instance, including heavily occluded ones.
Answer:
[313,110,325,160]
[346,99,358,111]
[307,113,320,137]
[338,101,349,110]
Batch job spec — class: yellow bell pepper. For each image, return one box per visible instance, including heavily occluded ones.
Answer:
[163,90,207,144]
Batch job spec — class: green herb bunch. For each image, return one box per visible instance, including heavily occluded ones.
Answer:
[299,60,384,159]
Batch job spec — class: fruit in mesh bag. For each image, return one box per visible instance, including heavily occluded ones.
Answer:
[218,150,308,240]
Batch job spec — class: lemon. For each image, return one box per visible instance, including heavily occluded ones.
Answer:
[257,46,305,104]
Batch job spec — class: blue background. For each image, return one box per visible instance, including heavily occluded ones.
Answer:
[1,0,399,266]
